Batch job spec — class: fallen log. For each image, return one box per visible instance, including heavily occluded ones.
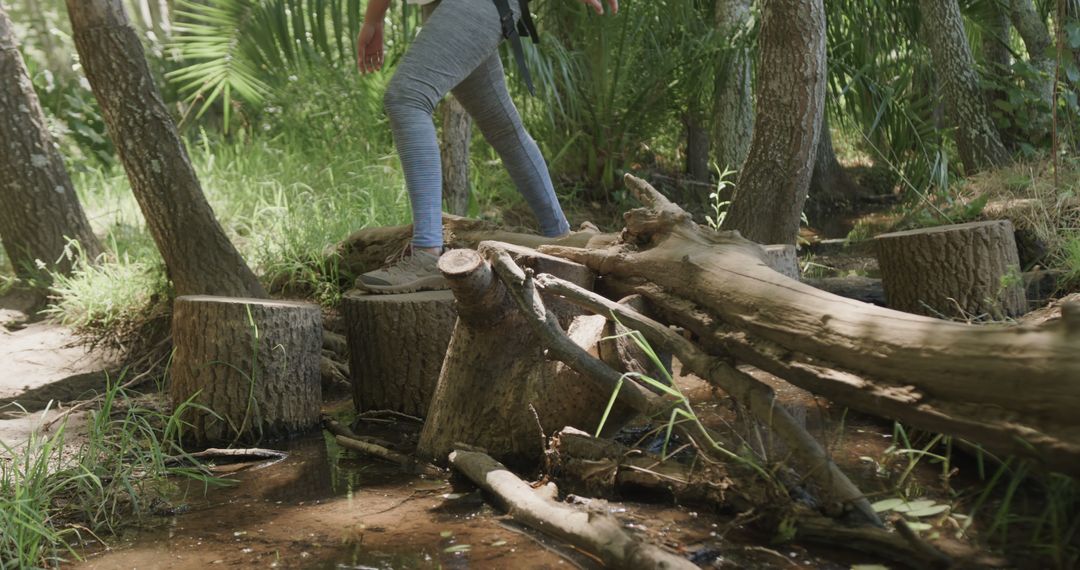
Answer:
[449,449,697,570]
[334,214,615,278]
[540,174,1080,474]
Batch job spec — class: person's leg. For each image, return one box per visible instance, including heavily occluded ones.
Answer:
[451,54,571,237]
[381,0,508,251]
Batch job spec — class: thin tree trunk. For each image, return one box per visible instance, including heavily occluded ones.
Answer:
[721,0,826,246]
[712,0,754,172]
[808,112,865,205]
[982,1,1012,107]
[440,95,472,216]
[920,0,1011,172]
[0,6,102,279]
[684,108,712,185]
[65,0,265,298]
[1008,0,1054,110]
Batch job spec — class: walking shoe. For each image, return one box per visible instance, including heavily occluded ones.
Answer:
[355,249,449,294]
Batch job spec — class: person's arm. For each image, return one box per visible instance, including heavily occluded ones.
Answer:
[577,0,618,15]
[357,0,391,73]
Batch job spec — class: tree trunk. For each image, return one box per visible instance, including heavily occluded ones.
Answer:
[343,290,457,416]
[808,113,867,206]
[712,0,754,171]
[875,220,1027,319]
[0,6,102,279]
[65,0,265,298]
[417,245,630,469]
[170,296,322,446]
[543,174,1080,474]
[981,1,1012,107]
[920,0,1011,172]
[684,109,711,185]
[1008,0,1055,110]
[440,95,472,216]
[721,0,826,246]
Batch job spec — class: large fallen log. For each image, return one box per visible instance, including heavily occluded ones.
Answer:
[540,174,1080,474]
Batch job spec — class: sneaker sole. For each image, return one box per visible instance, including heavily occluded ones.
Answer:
[356,275,450,295]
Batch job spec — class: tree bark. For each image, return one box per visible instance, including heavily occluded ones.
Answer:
[684,109,711,185]
[920,0,1011,172]
[808,113,868,206]
[417,245,620,469]
[542,174,1080,474]
[721,0,826,246]
[875,220,1027,319]
[0,6,101,279]
[440,95,472,216]
[981,1,1012,107]
[712,0,754,171]
[65,0,265,298]
[1008,0,1055,110]
[449,449,697,570]
[170,296,322,446]
[343,290,457,416]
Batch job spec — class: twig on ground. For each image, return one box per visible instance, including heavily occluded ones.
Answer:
[335,435,443,478]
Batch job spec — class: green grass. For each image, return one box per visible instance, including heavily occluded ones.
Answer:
[0,376,225,568]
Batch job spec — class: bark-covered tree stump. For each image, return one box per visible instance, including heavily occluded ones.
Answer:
[342,290,457,416]
[418,244,614,469]
[875,220,1026,318]
[170,296,322,446]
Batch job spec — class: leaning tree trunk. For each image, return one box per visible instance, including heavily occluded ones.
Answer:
[65,0,265,298]
[721,0,826,246]
[0,6,102,279]
[808,112,867,206]
[920,0,1011,172]
[440,95,472,216]
[1009,0,1054,112]
[712,0,754,172]
[875,220,1027,319]
[170,296,322,445]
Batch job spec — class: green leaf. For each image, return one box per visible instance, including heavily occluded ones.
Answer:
[871,498,906,513]
[905,504,950,518]
[444,544,471,553]
[891,500,935,513]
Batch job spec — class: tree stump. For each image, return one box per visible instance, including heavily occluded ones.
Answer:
[418,245,622,469]
[342,290,457,416]
[170,296,322,446]
[875,220,1026,318]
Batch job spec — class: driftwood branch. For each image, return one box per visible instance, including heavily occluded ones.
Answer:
[449,449,696,570]
[335,435,443,478]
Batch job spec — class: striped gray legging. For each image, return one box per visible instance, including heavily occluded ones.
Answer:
[384,0,570,248]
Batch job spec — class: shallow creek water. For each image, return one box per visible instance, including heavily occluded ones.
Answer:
[68,423,869,570]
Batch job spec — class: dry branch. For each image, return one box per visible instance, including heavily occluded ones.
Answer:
[449,449,697,570]
[335,435,443,478]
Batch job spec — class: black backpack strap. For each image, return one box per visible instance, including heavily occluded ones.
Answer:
[517,0,539,45]
[493,0,536,96]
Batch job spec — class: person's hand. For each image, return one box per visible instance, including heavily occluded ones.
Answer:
[577,0,618,15]
[357,21,384,73]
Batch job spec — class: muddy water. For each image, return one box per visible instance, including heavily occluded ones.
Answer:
[69,423,862,570]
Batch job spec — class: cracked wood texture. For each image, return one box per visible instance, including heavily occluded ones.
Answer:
[721,0,825,246]
[170,296,322,445]
[343,290,457,416]
[876,220,1026,318]
[65,0,264,298]
[0,6,101,278]
[920,0,1011,172]
[418,245,624,470]
[542,174,1080,473]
